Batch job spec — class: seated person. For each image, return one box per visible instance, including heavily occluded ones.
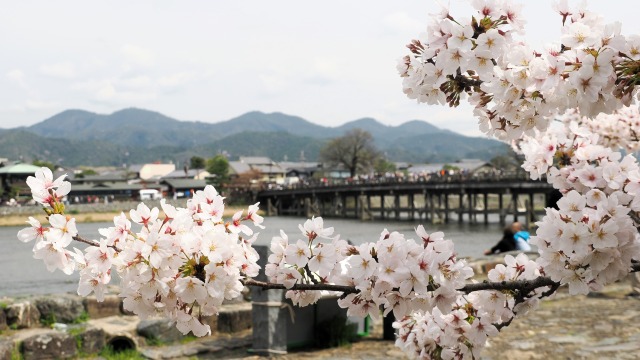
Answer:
[511,222,531,251]
[484,227,516,255]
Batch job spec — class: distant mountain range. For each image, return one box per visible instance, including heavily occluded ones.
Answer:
[0,108,510,166]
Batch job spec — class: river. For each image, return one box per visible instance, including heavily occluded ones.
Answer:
[0,216,509,298]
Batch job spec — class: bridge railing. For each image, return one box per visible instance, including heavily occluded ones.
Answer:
[263,170,541,192]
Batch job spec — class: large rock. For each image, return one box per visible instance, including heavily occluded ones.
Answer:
[21,331,77,360]
[218,303,252,333]
[0,309,7,331]
[6,301,41,329]
[137,318,184,344]
[0,340,14,360]
[77,326,106,355]
[34,295,85,324]
[84,295,122,319]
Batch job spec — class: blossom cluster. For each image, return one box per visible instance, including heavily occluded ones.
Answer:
[396,0,640,357]
[394,254,541,359]
[398,0,640,141]
[19,168,264,336]
[519,116,640,294]
[266,219,546,358]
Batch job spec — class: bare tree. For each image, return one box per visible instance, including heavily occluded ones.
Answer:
[320,129,379,178]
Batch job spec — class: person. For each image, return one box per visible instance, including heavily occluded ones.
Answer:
[484,226,516,255]
[512,222,532,251]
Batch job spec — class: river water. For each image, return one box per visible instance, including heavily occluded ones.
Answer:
[0,216,508,298]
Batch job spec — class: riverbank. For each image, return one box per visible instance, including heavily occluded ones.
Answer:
[1,255,638,359]
[0,203,253,227]
[3,278,636,360]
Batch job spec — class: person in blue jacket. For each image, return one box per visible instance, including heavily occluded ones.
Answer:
[511,222,531,251]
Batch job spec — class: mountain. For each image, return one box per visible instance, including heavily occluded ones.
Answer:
[385,132,509,163]
[4,108,509,166]
[210,111,333,138]
[28,108,217,148]
[192,131,325,161]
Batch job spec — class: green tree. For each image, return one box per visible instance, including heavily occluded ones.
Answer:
[32,160,55,171]
[319,129,379,178]
[490,153,520,172]
[206,155,230,187]
[374,157,396,174]
[190,156,206,170]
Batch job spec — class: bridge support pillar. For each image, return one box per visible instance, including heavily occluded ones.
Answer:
[358,195,371,221]
[458,192,464,223]
[266,198,278,217]
[444,193,450,223]
[483,193,489,225]
[395,195,400,221]
[498,193,505,225]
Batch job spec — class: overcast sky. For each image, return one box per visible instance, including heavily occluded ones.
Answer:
[1,1,638,136]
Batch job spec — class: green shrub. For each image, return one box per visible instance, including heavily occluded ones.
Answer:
[40,313,57,327]
[10,343,23,360]
[98,345,146,360]
[72,311,89,324]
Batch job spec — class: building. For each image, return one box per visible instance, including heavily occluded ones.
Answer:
[129,163,176,180]
[162,168,210,180]
[279,161,321,180]
[229,156,286,184]
[161,178,207,198]
[0,162,43,199]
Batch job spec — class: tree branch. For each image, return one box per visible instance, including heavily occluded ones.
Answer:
[73,235,100,247]
[72,235,121,251]
[245,263,640,298]
[243,278,361,294]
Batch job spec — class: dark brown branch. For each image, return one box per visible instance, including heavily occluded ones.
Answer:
[244,276,559,296]
[72,235,121,252]
[459,276,558,294]
[246,265,640,297]
[454,73,482,88]
[73,235,100,247]
[242,278,361,294]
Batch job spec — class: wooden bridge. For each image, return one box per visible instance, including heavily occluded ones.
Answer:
[255,175,556,226]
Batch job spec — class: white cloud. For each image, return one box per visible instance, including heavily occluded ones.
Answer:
[119,75,152,89]
[72,79,156,103]
[157,72,194,88]
[6,69,27,88]
[121,44,155,68]
[259,74,287,94]
[39,62,76,79]
[25,99,59,110]
[382,11,424,34]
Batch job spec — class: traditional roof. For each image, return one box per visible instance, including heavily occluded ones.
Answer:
[0,163,42,175]
[251,164,285,174]
[162,169,209,179]
[239,156,273,165]
[68,183,145,192]
[229,161,252,175]
[279,161,320,171]
[162,179,207,190]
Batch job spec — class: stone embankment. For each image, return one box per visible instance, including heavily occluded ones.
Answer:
[0,290,252,360]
